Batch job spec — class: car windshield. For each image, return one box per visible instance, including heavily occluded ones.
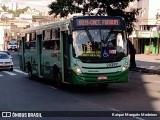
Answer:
[72,28,127,63]
[0,51,10,55]
[8,40,17,45]
[0,53,9,59]
[9,42,17,45]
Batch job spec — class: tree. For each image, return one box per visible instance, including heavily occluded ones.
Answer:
[1,6,30,17]
[48,0,140,35]
[48,0,139,68]
[11,6,30,17]
[2,5,8,12]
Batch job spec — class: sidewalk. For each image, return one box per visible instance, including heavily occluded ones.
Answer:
[130,54,160,74]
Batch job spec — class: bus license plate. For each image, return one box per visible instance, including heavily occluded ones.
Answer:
[98,76,107,80]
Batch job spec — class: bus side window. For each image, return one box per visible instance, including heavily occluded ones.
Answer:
[43,41,52,50]
[30,41,36,49]
[25,42,30,49]
[53,40,60,50]
[52,28,60,39]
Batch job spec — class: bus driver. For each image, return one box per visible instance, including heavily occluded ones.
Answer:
[116,33,124,53]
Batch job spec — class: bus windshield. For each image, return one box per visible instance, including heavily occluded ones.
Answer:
[72,29,127,62]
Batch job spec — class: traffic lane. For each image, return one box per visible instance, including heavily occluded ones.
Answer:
[0,71,159,112]
[9,51,20,68]
[0,71,160,120]
[63,71,160,111]
[0,73,110,111]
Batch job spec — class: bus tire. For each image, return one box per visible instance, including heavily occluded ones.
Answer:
[55,72,62,87]
[53,66,62,88]
[28,64,33,79]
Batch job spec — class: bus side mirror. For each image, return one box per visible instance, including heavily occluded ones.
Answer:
[68,35,73,44]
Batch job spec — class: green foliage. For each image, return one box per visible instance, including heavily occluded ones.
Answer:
[2,5,8,12]
[48,0,141,35]
[1,6,30,17]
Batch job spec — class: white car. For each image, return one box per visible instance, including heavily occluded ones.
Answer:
[7,40,18,51]
[0,51,12,59]
[0,52,13,71]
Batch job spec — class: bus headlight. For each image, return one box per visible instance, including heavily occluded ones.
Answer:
[121,62,129,71]
[73,66,82,74]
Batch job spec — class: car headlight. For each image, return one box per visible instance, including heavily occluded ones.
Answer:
[72,66,82,74]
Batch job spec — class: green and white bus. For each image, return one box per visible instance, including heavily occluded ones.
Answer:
[19,16,129,87]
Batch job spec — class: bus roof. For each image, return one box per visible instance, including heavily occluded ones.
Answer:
[21,18,70,34]
[21,16,125,34]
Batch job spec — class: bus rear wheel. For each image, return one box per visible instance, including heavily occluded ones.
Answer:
[28,65,33,79]
[55,72,61,86]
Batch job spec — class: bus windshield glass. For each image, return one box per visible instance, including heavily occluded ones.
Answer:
[72,29,127,62]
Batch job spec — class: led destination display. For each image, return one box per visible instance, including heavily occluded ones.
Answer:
[75,18,122,27]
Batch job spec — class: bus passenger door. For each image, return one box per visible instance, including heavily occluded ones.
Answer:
[61,31,70,83]
[37,34,42,76]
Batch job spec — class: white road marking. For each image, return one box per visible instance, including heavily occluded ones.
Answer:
[13,69,28,75]
[49,86,57,90]
[3,71,17,76]
[0,69,27,77]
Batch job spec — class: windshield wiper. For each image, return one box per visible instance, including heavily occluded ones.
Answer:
[85,28,94,42]
[102,27,114,47]
[104,27,114,42]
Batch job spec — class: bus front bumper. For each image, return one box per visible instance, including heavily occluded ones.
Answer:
[70,70,129,85]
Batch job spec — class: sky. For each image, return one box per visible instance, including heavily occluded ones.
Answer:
[1,0,54,12]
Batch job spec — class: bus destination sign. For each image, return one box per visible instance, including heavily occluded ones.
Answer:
[75,19,121,27]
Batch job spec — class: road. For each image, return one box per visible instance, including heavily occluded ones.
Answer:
[0,51,160,120]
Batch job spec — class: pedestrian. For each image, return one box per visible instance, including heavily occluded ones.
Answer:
[128,40,136,68]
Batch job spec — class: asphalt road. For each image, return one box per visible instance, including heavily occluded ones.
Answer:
[0,51,160,120]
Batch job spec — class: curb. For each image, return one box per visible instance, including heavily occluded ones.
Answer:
[129,67,160,75]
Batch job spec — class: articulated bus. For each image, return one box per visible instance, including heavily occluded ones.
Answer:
[19,16,129,88]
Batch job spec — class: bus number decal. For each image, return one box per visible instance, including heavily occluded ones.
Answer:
[106,63,118,67]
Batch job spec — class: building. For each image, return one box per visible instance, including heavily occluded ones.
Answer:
[132,0,160,54]
[8,1,17,11]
